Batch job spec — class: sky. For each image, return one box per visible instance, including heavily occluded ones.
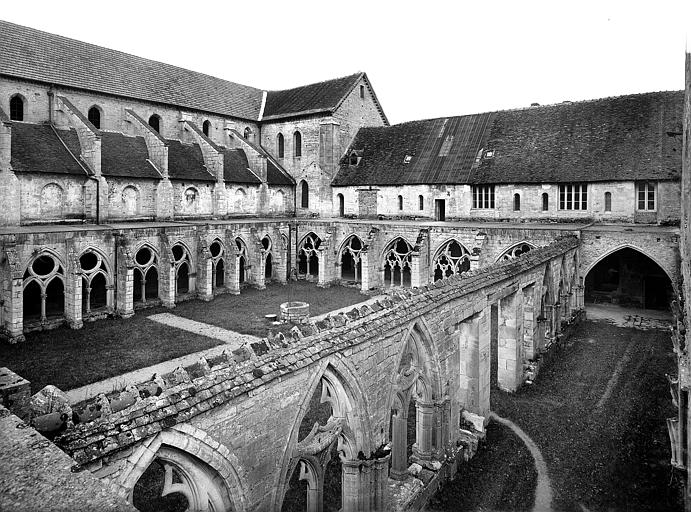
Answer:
[1,0,689,125]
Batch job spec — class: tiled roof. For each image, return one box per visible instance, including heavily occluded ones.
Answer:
[11,124,86,175]
[221,148,260,184]
[333,91,683,186]
[0,20,263,120]
[166,140,215,181]
[101,132,160,179]
[263,73,364,120]
[267,160,294,186]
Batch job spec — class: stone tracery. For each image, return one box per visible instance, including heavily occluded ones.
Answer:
[432,239,470,281]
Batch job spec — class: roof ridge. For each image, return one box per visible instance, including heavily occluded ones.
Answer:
[385,89,684,127]
[265,71,363,93]
[0,20,261,94]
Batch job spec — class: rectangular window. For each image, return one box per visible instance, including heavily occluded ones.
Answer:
[637,182,656,211]
[472,185,495,209]
[558,183,588,210]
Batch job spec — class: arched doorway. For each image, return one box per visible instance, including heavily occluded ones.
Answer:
[584,247,673,310]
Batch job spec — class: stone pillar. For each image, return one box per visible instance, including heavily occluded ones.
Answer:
[561,293,570,322]
[198,258,213,301]
[341,454,390,512]
[317,248,328,287]
[360,249,371,292]
[64,267,83,330]
[498,291,523,391]
[159,262,176,308]
[255,251,266,290]
[115,244,134,318]
[413,400,434,461]
[433,398,450,459]
[459,316,481,413]
[390,409,409,480]
[228,255,240,295]
[477,306,492,417]
[276,237,288,285]
[523,287,536,361]
[5,277,24,341]
[469,252,481,271]
[410,252,421,288]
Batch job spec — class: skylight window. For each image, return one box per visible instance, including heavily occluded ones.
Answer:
[438,135,454,157]
[403,155,413,164]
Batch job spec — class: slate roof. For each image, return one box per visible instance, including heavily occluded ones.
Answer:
[267,160,294,186]
[166,140,215,181]
[101,132,160,179]
[11,124,85,175]
[263,72,388,124]
[333,91,683,186]
[0,20,263,120]
[221,148,260,184]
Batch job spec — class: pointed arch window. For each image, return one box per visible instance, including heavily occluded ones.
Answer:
[9,94,24,121]
[87,106,101,129]
[293,131,302,157]
[277,133,285,158]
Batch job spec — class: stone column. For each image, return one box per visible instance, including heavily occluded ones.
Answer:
[523,287,536,361]
[115,244,134,318]
[360,249,371,292]
[64,269,83,330]
[477,306,491,417]
[390,409,409,480]
[317,248,328,287]
[159,262,176,308]
[497,291,523,391]
[413,400,434,461]
[341,454,390,512]
[198,258,213,301]
[410,252,421,288]
[255,251,266,290]
[228,255,240,295]
[276,239,288,285]
[433,398,451,459]
[6,277,24,341]
[459,317,480,413]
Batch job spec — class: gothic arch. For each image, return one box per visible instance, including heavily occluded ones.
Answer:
[297,232,321,278]
[337,234,364,282]
[120,425,248,512]
[582,243,676,290]
[273,356,372,511]
[431,238,471,281]
[79,246,113,314]
[382,237,414,288]
[496,241,537,263]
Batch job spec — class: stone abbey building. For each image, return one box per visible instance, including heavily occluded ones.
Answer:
[0,19,688,512]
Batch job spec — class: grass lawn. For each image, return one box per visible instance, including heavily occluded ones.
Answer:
[171,281,367,337]
[0,282,368,394]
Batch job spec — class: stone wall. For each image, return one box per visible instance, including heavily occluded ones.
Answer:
[332,181,682,223]
[50,237,580,511]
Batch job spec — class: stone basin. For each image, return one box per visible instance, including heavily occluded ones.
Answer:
[280,301,310,322]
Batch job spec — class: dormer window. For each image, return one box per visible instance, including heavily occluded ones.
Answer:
[403,155,413,164]
[484,150,495,159]
[349,152,359,166]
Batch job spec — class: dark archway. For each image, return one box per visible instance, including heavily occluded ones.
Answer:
[584,247,673,310]
[265,253,273,280]
[215,259,225,289]
[23,281,41,321]
[176,263,189,295]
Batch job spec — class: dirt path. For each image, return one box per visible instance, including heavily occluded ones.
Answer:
[490,412,553,512]
[429,312,681,511]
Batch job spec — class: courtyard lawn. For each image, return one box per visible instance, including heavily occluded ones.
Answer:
[170,281,367,337]
[0,282,368,394]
